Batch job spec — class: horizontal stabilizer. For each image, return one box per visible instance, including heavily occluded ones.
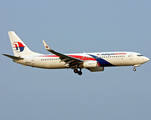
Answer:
[2,54,24,60]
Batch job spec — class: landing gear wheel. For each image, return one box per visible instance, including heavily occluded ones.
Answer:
[133,68,136,71]
[78,71,82,75]
[74,69,78,73]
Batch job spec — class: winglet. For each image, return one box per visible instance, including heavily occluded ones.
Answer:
[42,40,51,51]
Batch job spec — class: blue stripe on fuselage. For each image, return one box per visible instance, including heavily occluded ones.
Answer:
[88,54,114,66]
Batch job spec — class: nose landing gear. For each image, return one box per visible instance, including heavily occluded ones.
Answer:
[133,68,136,71]
[133,64,141,71]
[74,68,82,75]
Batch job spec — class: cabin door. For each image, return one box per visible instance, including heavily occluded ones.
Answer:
[129,53,133,60]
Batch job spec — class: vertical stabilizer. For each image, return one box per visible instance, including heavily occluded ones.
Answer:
[8,31,40,57]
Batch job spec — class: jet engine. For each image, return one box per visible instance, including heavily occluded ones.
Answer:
[83,61,98,68]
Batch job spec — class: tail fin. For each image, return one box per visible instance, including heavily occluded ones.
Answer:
[8,31,40,57]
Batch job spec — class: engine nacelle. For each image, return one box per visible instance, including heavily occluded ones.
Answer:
[89,67,104,72]
[83,61,98,68]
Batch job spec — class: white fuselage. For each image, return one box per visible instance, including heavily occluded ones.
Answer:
[15,51,149,69]
[4,31,149,75]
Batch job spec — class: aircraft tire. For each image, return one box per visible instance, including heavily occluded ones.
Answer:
[74,69,78,73]
[78,71,82,75]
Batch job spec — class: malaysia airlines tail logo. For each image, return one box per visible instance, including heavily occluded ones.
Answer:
[13,42,25,52]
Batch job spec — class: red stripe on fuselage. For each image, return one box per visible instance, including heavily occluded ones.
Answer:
[39,55,96,61]
[38,55,101,66]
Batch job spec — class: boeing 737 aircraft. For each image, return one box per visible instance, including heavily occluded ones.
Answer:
[3,31,149,75]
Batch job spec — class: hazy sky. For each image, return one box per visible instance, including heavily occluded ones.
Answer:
[1,0,151,120]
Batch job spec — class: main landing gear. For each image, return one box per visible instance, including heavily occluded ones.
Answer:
[133,67,136,71]
[74,68,82,75]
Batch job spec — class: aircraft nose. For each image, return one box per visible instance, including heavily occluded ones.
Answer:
[144,57,149,62]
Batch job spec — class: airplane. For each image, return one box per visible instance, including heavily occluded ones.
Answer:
[3,31,149,75]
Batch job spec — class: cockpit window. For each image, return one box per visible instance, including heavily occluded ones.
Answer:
[137,54,143,57]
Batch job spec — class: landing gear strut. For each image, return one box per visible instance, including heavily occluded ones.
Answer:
[74,68,82,75]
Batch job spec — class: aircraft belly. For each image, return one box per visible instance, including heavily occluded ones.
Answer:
[106,58,135,66]
[104,59,121,66]
[49,61,66,68]
[109,58,137,66]
[33,59,66,69]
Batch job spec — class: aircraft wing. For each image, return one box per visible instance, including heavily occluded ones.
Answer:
[42,40,83,67]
